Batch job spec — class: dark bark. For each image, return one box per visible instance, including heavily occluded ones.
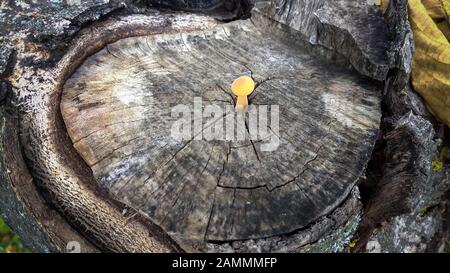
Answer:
[354,0,449,253]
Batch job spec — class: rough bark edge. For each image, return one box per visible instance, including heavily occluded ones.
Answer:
[145,0,254,21]
[0,89,98,253]
[353,0,449,252]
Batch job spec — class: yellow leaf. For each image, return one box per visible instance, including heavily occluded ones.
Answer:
[408,0,450,128]
[422,0,446,19]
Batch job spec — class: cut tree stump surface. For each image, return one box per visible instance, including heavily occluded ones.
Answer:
[61,18,381,249]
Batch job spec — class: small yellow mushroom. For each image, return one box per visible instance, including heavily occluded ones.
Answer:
[231,76,255,111]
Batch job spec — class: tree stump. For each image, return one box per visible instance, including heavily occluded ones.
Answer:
[59,16,381,251]
[1,0,446,253]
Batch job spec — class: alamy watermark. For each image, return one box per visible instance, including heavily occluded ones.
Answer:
[170,97,280,152]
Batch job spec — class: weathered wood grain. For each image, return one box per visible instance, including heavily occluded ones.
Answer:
[253,0,390,81]
[61,17,382,250]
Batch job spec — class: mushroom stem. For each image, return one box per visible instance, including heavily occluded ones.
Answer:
[235,96,248,111]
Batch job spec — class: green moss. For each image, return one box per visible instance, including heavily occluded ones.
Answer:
[432,160,443,172]
[347,238,359,249]
[0,216,29,253]
[445,241,450,253]
[419,206,428,214]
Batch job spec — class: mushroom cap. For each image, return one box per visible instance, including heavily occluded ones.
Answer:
[231,76,255,96]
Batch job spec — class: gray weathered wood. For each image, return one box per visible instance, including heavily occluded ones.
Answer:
[60,17,381,251]
[253,0,390,81]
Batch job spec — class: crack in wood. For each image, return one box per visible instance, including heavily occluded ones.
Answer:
[217,143,232,185]
[244,118,261,162]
